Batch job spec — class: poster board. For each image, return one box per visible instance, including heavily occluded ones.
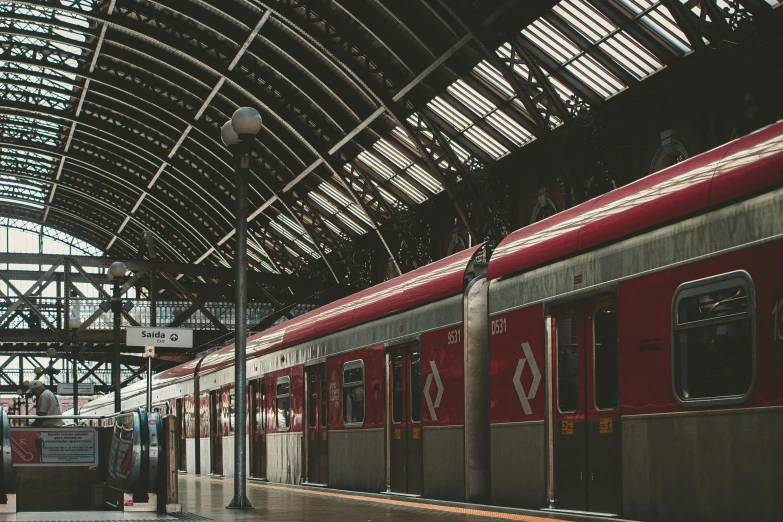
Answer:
[10,427,98,467]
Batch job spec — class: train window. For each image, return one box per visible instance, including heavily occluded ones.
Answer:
[594,307,619,410]
[392,355,403,424]
[343,360,365,427]
[557,315,579,413]
[308,372,317,429]
[673,271,755,406]
[320,370,327,429]
[275,377,291,430]
[252,382,265,434]
[228,393,235,434]
[410,352,422,423]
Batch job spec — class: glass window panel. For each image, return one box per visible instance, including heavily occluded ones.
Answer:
[342,362,365,426]
[676,321,753,399]
[594,308,619,410]
[557,315,579,413]
[678,286,748,324]
[392,355,403,424]
[276,377,290,429]
[308,372,317,428]
[320,372,327,428]
[410,352,422,423]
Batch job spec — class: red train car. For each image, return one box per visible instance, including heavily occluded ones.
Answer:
[81,121,783,521]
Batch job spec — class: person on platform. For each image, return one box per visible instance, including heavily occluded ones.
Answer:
[29,380,64,427]
[35,433,44,461]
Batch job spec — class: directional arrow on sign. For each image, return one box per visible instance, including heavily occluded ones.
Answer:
[513,342,541,416]
[424,360,443,421]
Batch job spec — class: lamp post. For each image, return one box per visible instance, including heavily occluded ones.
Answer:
[109,261,127,413]
[69,301,82,418]
[221,107,262,510]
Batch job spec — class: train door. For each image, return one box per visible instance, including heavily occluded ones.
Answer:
[549,295,620,515]
[387,343,423,496]
[210,390,223,475]
[249,379,267,480]
[176,398,187,471]
[304,364,328,485]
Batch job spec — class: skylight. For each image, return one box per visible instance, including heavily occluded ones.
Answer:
[616,0,692,54]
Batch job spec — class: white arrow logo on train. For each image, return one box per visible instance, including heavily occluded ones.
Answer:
[513,342,541,415]
[424,360,443,421]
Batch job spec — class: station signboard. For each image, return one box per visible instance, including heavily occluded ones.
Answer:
[56,383,95,395]
[126,326,193,348]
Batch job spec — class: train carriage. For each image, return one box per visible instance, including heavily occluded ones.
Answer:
[80,120,783,522]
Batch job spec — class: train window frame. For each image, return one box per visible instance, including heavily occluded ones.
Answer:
[593,302,620,412]
[342,360,365,428]
[671,270,756,407]
[275,376,291,431]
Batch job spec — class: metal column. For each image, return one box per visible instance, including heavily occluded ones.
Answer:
[228,143,251,509]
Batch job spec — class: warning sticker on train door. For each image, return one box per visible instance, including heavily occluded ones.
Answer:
[599,418,614,434]
[561,420,574,435]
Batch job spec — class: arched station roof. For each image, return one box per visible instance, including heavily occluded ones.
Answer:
[0,0,776,284]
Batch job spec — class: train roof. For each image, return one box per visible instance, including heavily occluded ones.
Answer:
[155,243,485,380]
[487,120,783,281]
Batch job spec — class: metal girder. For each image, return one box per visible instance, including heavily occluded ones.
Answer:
[328,158,402,276]
[158,271,228,333]
[660,0,755,51]
[0,258,62,324]
[0,270,64,341]
[70,257,139,327]
[168,277,229,328]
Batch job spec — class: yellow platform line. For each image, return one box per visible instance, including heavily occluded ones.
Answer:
[186,474,566,522]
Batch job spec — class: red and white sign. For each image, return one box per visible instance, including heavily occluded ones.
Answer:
[10,428,98,467]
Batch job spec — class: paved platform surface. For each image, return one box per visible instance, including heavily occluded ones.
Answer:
[0,475,627,522]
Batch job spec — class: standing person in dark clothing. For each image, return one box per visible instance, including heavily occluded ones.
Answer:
[35,433,44,461]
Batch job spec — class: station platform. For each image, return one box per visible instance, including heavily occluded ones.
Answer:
[0,475,638,522]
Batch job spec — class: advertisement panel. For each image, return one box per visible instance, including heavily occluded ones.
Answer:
[11,428,98,467]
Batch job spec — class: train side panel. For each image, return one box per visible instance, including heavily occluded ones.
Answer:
[618,239,783,522]
[421,325,465,501]
[326,344,384,492]
[487,304,546,508]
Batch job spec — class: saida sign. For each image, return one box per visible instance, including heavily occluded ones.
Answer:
[126,327,193,348]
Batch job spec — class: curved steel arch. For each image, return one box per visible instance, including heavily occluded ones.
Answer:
[2,0,588,287]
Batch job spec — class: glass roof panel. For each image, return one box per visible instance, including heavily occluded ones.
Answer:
[406,164,443,194]
[447,79,497,118]
[554,0,616,43]
[357,150,396,180]
[390,126,419,153]
[463,126,510,159]
[486,111,535,146]
[373,138,413,169]
[599,32,664,79]
[523,19,581,65]
[617,0,691,53]
[566,55,625,98]
[427,97,473,132]
[472,60,516,100]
